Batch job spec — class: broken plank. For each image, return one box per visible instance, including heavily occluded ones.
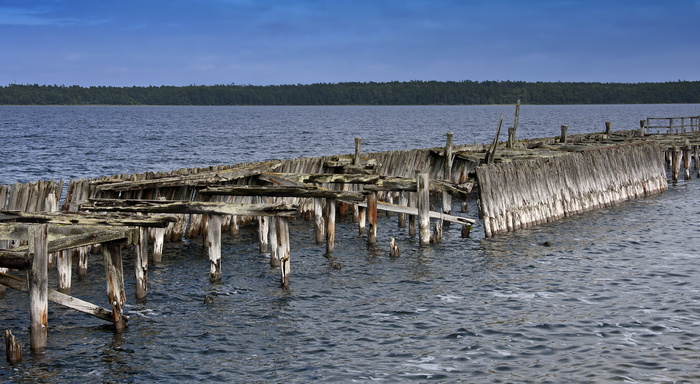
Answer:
[199,185,365,201]
[83,200,298,217]
[354,201,475,226]
[0,210,176,228]
[0,272,121,323]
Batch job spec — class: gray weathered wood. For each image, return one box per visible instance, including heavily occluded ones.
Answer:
[28,224,48,352]
[417,173,431,245]
[134,227,148,298]
[103,242,126,331]
[5,329,21,363]
[207,215,222,282]
[325,198,336,253]
[367,191,378,245]
[83,200,297,217]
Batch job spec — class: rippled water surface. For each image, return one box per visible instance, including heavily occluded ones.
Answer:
[1,105,700,383]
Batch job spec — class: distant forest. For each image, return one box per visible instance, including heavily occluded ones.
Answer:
[0,80,699,105]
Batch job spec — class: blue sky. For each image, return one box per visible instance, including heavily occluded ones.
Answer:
[1,0,698,86]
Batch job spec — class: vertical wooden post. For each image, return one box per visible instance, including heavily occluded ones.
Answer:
[258,215,269,253]
[417,173,431,245]
[134,227,148,299]
[314,198,325,244]
[353,137,362,166]
[56,249,72,294]
[389,237,400,257]
[269,217,280,267]
[152,227,165,264]
[103,242,126,331]
[325,198,336,253]
[431,220,443,243]
[683,142,691,180]
[358,206,366,235]
[28,224,48,352]
[694,145,700,178]
[228,215,239,236]
[208,215,222,282]
[277,217,291,288]
[367,191,378,245]
[5,329,21,363]
[672,146,681,182]
[398,191,407,228]
[506,99,520,148]
[560,124,568,144]
[639,120,645,137]
[77,246,89,278]
[408,191,417,237]
[442,132,453,221]
[604,121,612,136]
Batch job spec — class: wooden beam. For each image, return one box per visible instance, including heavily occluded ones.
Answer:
[0,210,175,228]
[0,252,31,270]
[200,185,365,201]
[0,272,120,323]
[93,163,281,192]
[2,226,138,254]
[83,199,298,217]
[354,201,475,226]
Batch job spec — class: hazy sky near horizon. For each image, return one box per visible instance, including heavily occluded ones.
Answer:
[1,0,698,87]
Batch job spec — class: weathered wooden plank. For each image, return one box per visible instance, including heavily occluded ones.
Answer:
[28,224,48,352]
[83,200,298,217]
[200,185,366,201]
[93,163,281,192]
[0,272,118,323]
[2,226,137,254]
[353,201,475,225]
[0,210,176,227]
[0,252,31,270]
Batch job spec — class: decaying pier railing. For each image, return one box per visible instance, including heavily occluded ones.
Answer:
[644,115,700,134]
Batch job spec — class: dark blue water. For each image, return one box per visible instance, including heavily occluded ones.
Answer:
[1,105,700,383]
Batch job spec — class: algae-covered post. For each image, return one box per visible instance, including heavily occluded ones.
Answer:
[28,224,48,352]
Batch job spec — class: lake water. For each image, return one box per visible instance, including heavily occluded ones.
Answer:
[1,104,700,383]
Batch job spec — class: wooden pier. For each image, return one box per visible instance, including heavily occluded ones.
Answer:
[3,113,700,358]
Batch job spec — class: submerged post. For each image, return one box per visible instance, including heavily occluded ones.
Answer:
[277,217,291,288]
[367,191,378,245]
[417,173,431,245]
[5,329,21,363]
[56,249,72,294]
[29,224,48,352]
[103,242,126,331]
[207,215,222,282]
[313,198,325,244]
[325,198,336,254]
[134,227,148,299]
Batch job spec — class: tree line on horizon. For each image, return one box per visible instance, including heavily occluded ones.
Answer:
[0,80,698,106]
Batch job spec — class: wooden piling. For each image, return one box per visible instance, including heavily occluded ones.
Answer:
[358,206,366,235]
[277,217,291,288]
[57,249,72,294]
[560,125,568,144]
[103,242,126,331]
[5,330,21,363]
[605,121,612,136]
[268,217,279,267]
[417,173,431,245]
[77,246,89,278]
[134,227,148,299]
[354,137,362,166]
[28,224,48,352]
[442,132,453,219]
[207,215,222,282]
[325,198,336,254]
[408,191,417,237]
[398,191,408,228]
[431,220,442,243]
[389,237,399,257]
[314,198,325,244]
[367,191,378,245]
[683,143,691,180]
[152,227,165,264]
